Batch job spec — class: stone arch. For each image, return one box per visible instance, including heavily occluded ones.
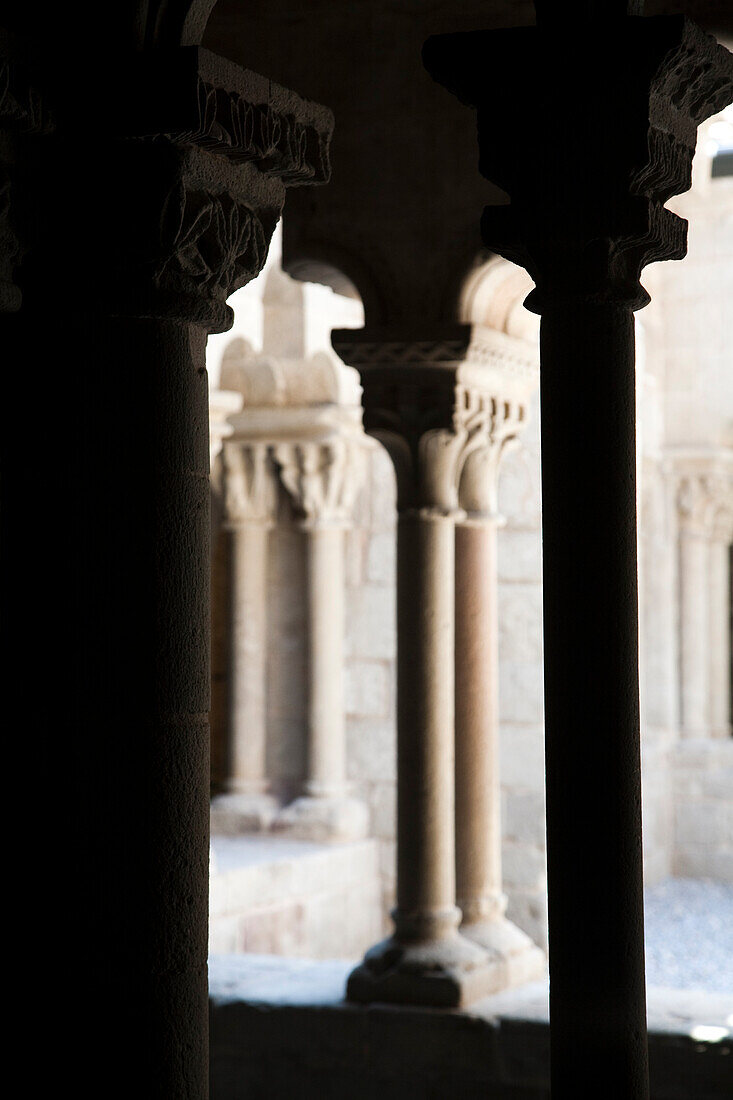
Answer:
[281,236,385,326]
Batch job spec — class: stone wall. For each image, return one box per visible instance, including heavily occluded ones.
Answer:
[672,740,733,882]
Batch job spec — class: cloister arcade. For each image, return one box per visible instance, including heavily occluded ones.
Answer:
[2,2,732,1098]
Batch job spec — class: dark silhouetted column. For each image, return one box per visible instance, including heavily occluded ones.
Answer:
[424,9,732,1097]
[1,23,332,1097]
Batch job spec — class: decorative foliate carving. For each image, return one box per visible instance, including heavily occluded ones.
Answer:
[273,437,368,528]
[423,15,733,312]
[332,327,474,481]
[125,48,332,186]
[677,471,733,540]
[99,143,282,331]
[333,324,537,514]
[14,43,332,330]
[222,441,277,527]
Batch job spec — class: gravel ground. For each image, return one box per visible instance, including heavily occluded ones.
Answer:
[644,878,733,994]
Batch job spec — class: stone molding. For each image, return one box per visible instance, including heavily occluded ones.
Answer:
[221,343,363,409]
[124,48,331,187]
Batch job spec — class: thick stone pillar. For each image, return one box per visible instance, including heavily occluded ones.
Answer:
[211,441,279,831]
[452,354,545,987]
[274,436,369,840]
[335,327,501,1007]
[425,10,732,1097]
[1,27,332,1096]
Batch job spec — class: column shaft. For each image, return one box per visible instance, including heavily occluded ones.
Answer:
[305,525,346,796]
[709,538,731,737]
[540,303,648,1098]
[680,530,711,736]
[455,519,502,921]
[227,521,270,792]
[41,315,212,1097]
[395,510,458,929]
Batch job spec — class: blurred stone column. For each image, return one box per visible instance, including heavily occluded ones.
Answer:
[709,477,733,738]
[673,468,726,734]
[273,418,371,840]
[452,330,544,987]
[211,441,279,832]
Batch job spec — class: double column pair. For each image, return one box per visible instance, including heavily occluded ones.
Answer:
[335,324,544,1006]
[213,424,369,841]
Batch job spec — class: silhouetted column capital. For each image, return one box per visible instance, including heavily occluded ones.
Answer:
[424,15,733,314]
[24,45,333,332]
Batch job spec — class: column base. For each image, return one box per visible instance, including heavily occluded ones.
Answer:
[273,795,369,842]
[346,931,502,1008]
[210,791,280,834]
[460,917,546,990]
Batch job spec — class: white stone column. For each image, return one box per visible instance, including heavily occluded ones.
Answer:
[348,421,493,1005]
[676,467,733,739]
[211,441,279,831]
[452,366,544,987]
[273,436,369,841]
[709,532,731,737]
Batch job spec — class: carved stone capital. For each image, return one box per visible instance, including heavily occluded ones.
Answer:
[674,460,733,541]
[20,45,333,331]
[273,435,368,528]
[333,323,538,514]
[424,16,733,312]
[222,439,278,528]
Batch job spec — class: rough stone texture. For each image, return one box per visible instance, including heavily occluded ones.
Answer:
[209,956,733,1100]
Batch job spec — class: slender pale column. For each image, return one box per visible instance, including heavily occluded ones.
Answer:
[274,437,368,841]
[346,418,496,1008]
[677,473,718,739]
[211,442,279,831]
[709,535,731,737]
[304,523,347,797]
[679,528,711,737]
[454,422,544,987]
